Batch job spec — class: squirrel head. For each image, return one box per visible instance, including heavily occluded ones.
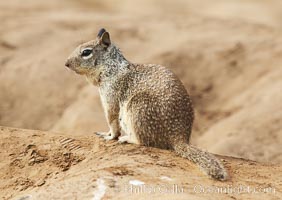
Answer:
[65,28,128,85]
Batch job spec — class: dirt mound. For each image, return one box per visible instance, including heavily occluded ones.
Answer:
[0,126,281,200]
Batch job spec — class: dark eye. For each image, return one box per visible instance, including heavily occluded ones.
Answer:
[81,49,93,57]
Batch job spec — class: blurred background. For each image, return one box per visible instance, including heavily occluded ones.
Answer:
[0,0,281,163]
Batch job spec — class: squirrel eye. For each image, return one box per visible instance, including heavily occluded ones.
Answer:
[81,49,93,57]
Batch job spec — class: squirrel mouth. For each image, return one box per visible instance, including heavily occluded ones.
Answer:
[65,66,85,75]
[73,67,90,75]
[74,69,86,75]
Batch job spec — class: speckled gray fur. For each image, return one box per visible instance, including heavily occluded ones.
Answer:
[65,28,229,181]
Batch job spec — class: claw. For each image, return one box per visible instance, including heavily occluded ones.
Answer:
[95,131,118,141]
[95,131,110,138]
[104,135,116,140]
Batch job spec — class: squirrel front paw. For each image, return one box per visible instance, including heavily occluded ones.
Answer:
[95,131,118,140]
[95,131,110,137]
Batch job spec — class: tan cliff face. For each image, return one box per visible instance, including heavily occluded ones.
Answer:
[0,0,282,199]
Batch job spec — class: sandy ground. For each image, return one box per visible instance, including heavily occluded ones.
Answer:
[0,0,282,199]
[1,126,281,200]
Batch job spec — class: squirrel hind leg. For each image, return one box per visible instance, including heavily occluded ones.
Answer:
[119,105,140,145]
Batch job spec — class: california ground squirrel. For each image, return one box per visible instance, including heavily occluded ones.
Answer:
[65,28,228,181]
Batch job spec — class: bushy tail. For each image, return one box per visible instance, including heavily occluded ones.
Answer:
[174,142,228,181]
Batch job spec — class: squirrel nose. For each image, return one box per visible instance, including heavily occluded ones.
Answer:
[65,60,70,68]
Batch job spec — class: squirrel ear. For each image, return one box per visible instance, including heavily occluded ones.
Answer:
[97,28,106,38]
[99,31,111,47]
